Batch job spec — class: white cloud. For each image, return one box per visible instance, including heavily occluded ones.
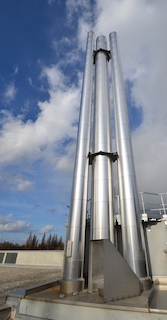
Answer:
[0,213,13,223]
[0,172,34,192]
[52,37,71,50]
[0,65,80,168]
[0,214,32,233]
[40,64,68,90]
[3,82,17,104]
[21,99,31,114]
[52,37,81,66]
[13,65,19,75]
[0,221,32,233]
[11,178,34,192]
[27,77,36,89]
[38,224,54,234]
[56,141,76,172]
[66,0,93,24]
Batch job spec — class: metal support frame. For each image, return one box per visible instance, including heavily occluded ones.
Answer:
[88,151,118,165]
[93,48,110,64]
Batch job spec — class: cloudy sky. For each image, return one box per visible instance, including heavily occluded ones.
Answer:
[0,0,167,244]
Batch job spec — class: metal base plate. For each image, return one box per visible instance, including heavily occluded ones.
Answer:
[60,278,85,294]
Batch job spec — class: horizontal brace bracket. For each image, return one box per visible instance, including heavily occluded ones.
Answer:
[88,151,118,165]
[93,48,111,64]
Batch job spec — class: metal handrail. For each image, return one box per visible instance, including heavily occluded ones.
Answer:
[139,192,167,216]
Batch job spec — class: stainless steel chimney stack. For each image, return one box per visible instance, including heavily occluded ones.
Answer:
[91,35,114,242]
[61,31,150,295]
[61,31,94,294]
[109,32,148,281]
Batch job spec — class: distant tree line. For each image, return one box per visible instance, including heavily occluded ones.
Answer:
[0,233,64,250]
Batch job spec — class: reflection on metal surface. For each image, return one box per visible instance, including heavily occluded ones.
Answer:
[91,35,114,242]
[62,31,94,286]
[109,32,147,279]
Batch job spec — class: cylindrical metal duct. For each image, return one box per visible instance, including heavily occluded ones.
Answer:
[109,32,147,278]
[91,35,114,242]
[62,31,94,290]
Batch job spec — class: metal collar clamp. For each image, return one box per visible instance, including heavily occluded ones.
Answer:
[88,151,118,165]
[93,49,111,64]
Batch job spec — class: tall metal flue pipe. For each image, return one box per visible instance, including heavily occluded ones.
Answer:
[91,35,114,242]
[61,31,94,293]
[109,32,148,279]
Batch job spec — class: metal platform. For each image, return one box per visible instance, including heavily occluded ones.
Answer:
[6,280,167,320]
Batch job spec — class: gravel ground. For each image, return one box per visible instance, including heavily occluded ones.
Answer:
[0,266,62,311]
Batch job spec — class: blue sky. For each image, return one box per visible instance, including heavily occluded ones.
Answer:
[0,0,167,244]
